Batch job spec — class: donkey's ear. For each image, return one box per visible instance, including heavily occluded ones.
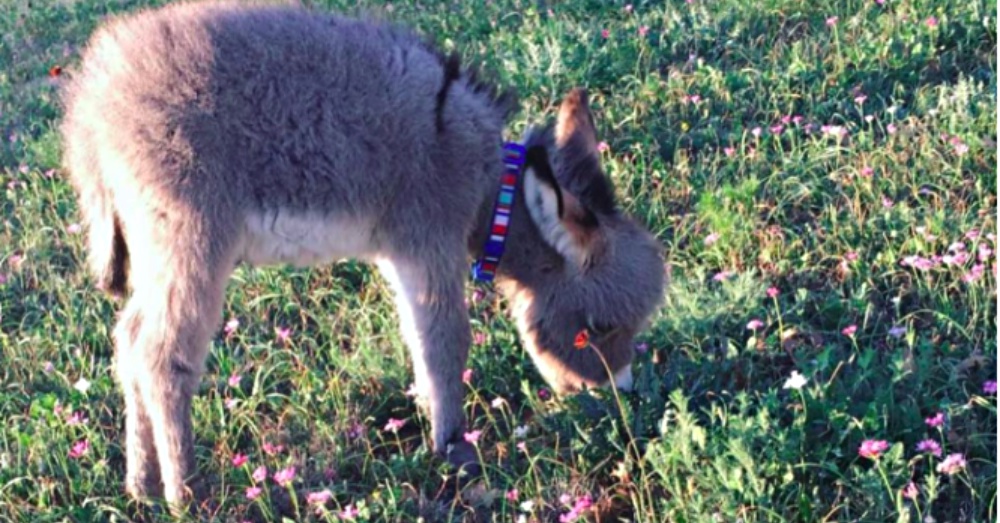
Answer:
[523,145,601,268]
[554,88,617,216]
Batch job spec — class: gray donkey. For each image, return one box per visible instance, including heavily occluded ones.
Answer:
[60,0,665,506]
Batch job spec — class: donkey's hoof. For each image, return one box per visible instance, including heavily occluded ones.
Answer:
[446,441,482,478]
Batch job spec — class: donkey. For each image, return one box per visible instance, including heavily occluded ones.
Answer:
[60,0,665,505]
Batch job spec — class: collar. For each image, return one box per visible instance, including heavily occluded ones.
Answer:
[471,141,527,283]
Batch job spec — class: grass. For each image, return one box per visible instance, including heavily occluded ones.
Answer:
[0,0,996,521]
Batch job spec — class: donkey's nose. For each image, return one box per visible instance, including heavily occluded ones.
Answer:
[610,364,634,391]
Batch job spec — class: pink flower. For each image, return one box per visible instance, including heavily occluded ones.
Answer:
[638,26,649,37]
[746,319,764,330]
[792,115,804,125]
[902,482,918,500]
[624,4,633,13]
[766,287,780,298]
[252,465,267,483]
[826,16,839,27]
[473,331,486,345]
[881,196,894,208]
[66,411,88,426]
[780,115,792,125]
[983,380,997,395]
[262,441,284,456]
[962,264,985,283]
[272,466,296,487]
[770,124,784,135]
[516,441,528,452]
[713,270,735,281]
[597,141,609,153]
[844,251,859,262]
[228,373,241,388]
[339,505,359,520]
[601,28,610,39]
[841,325,857,336]
[634,342,649,354]
[463,430,482,444]
[231,453,249,467]
[67,223,81,234]
[723,147,735,157]
[925,412,945,428]
[505,489,519,501]
[860,166,874,177]
[224,318,239,335]
[245,486,262,500]
[936,453,966,475]
[854,94,867,105]
[383,418,406,433]
[925,16,938,28]
[916,439,942,457]
[462,368,473,384]
[538,388,551,400]
[965,229,981,240]
[306,489,332,505]
[225,398,238,410]
[43,361,54,374]
[274,326,291,343]
[858,439,890,459]
[886,123,898,134]
[68,439,90,459]
[703,232,720,246]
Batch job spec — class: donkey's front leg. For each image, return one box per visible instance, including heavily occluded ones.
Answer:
[377,256,476,471]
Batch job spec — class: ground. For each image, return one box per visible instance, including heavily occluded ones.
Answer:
[0,0,995,521]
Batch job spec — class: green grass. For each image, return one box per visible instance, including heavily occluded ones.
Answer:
[0,0,996,521]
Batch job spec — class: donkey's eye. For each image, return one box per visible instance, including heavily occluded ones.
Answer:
[586,319,616,337]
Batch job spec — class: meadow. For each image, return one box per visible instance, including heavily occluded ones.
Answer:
[0,0,996,521]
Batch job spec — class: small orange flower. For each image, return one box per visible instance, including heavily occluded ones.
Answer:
[49,65,62,78]
[573,329,590,349]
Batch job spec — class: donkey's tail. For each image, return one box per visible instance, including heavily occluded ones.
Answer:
[75,179,130,298]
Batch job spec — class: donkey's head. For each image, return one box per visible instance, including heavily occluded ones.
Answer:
[498,88,665,395]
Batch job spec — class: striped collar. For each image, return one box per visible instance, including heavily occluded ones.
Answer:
[471,142,526,283]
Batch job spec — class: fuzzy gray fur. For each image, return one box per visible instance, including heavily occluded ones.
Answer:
[60,0,665,506]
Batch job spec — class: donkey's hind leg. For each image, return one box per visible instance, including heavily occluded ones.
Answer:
[118,218,238,506]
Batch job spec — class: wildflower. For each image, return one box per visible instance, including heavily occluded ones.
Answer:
[73,377,91,394]
[597,141,609,153]
[792,115,804,125]
[306,489,332,505]
[770,124,784,135]
[505,489,519,502]
[464,430,482,444]
[66,411,88,426]
[383,418,407,433]
[962,264,985,283]
[223,318,239,335]
[915,439,942,457]
[965,229,981,240]
[780,115,792,125]
[231,453,249,467]
[886,123,898,135]
[340,505,359,519]
[767,286,780,298]
[601,28,610,39]
[783,370,808,390]
[713,270,735,281]
[983,380,997,395]
[925,412,945,428]
[262,441,284,456]
[841,325,857,337]
[751,127,762,138]
[902,482,919,500]
[67,223,81,234]
[703,232,720,246]
[844,251,859,262]
[44,169,55,178]
[723,146,735,157]
[888,325,906,338]
[881,196,894,208]
[635,342,649,354]
[936,453,966,475]
[43,361,54,374]
[638,26,649,37]
[225,398,238,410]
[274,326,291,343]
[953,142,969,156]
[18,164,28,174]
[251,465,267,482]
[462,368,473,383]
[865,115,874,122]
[925,16,938,28]
[68,439,90,459]
[513,425,529,439]
[854,94,867,105]
[516,441,528,452]
[245,486,262,500]
[346,420,365,439]
[858,439,890,459]
[272,466,296,487]
[520,500,536,512]
[860,166,874,177]
[826,16,838,26]
[948,242,966,252]
[624,4,633,13]
[746,319,764,330]
[538,388,551,400]
[977,244,993,262]
[228,373,241,388]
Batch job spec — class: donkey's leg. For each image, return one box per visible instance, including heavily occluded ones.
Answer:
[113,300,161,499]
[377,255,475,468]
[123,224,236,506]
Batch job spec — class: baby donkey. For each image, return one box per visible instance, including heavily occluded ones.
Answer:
[60,1,666,506]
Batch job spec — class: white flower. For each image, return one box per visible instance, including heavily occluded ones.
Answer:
[513,425,529,439]
[783,371,808,390]
[519,500,535,512]
[73,378,91,394]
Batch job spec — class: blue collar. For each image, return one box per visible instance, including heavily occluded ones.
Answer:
[471,142,526,283]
